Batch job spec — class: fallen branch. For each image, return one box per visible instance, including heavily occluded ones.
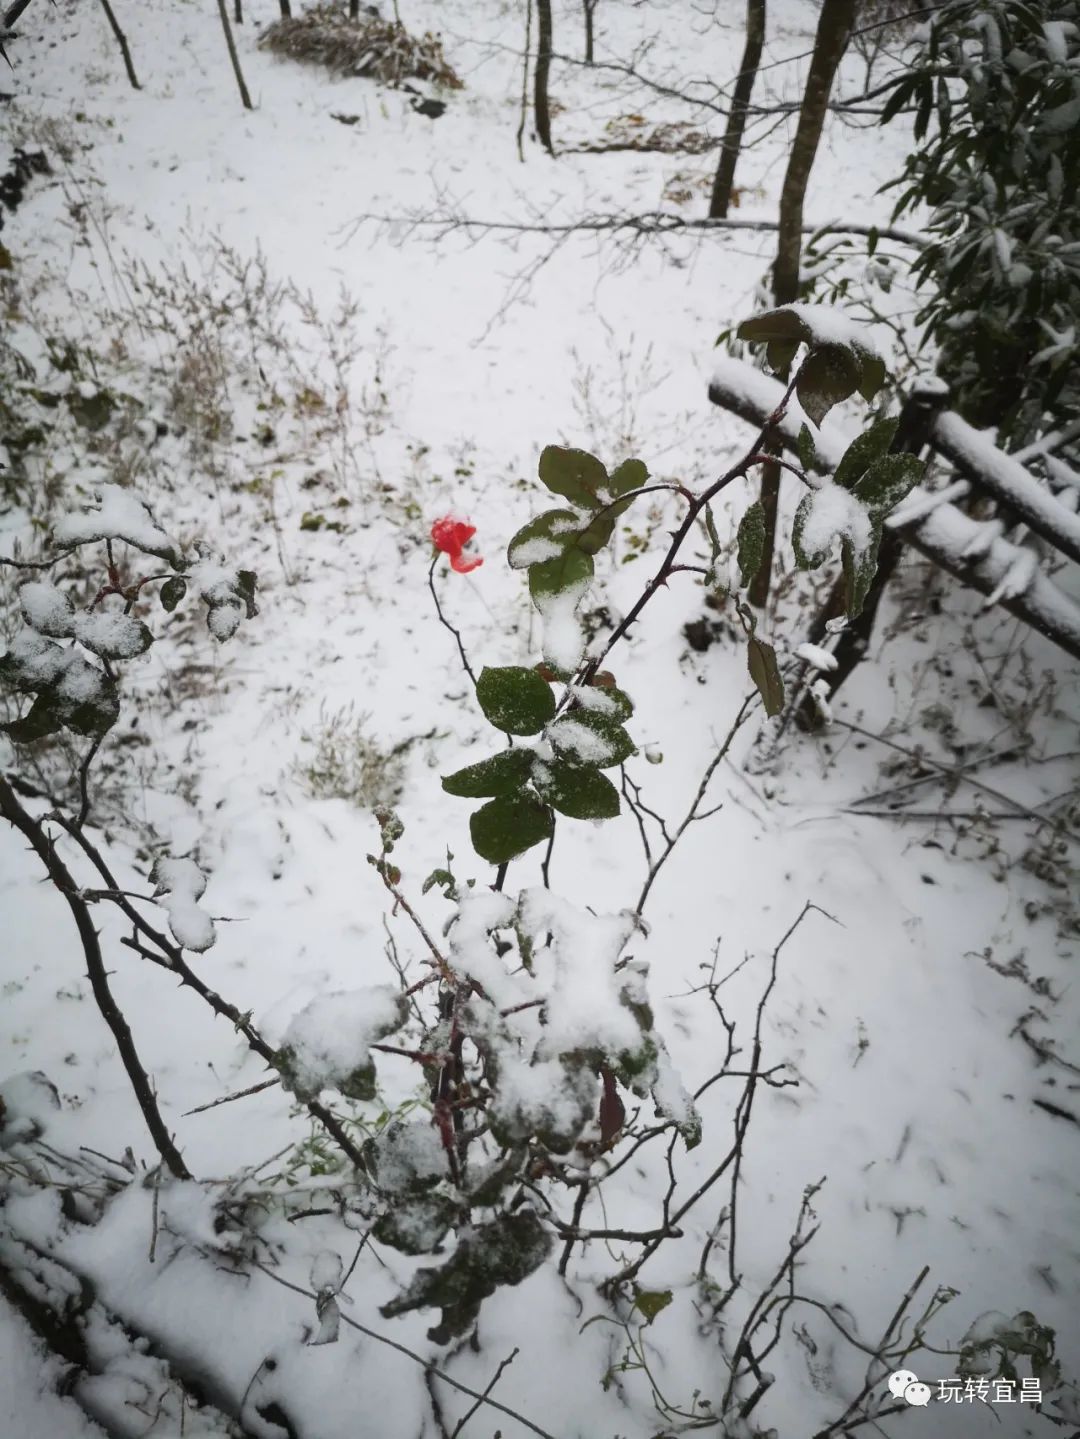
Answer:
[343,206,927,250]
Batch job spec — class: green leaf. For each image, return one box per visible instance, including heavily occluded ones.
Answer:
[747,635,785,716]
[548,711,636,768]
[856,353,887,405]
[796,424,818,473]
[506,509,581,570]
[476,667,556,736]
[766,337,800,375]
[533,759,620,820]
[235,570,259,619]
[442,749,534,798]
[528,547,594,603]
[841,525,882,619]
[575,495,638,556]
[537,446,607,510]
[833,417,899,490]
[633,1287,673,1324]
[421,868,456,896]
[704,503,722,564]
[737,308,812,345]
[880,73,916,126]
[736,501,766,588]
[605,457,649,498]
[374,1194,459,1255]
[914,76,933,141]
[160,575,187,612]
[470,792,554,864]
[853,453,925,516]
[791,493,829,570]
[68,389,117,432]
[593,684,634,720]
[2,691,65,744]
[796,344,860,427]
[380,1211,551,1340]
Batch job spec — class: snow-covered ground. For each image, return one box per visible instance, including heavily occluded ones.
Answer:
[1,2,1078,1436]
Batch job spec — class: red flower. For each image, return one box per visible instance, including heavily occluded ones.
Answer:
[431,515,483,574]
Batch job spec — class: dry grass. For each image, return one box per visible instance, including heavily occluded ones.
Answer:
[258,5,463,90]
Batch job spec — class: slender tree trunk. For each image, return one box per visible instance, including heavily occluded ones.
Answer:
[709,0,765,219]
[233,0,242,23]
[749,0,856,608]
[517,0,533,162]
[535,0,554,155]
[350,0,360,15]
[278,0,291,17]
[216,0,253,110]
[583,0,597,64]
[96,0,141,91]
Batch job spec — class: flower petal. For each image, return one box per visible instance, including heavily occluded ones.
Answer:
[450,552,483,574]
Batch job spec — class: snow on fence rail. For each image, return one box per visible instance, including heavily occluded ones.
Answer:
[708,356,1080,664]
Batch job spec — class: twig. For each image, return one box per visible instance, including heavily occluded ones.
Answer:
[450,1347,519,1438]
[0,775,192,1180]
[836,721,1080,841]
[812,1266,931,1437]
[428,555,477,687]
[42,806,370,1174]
[183,1077,280,1117]
[215,0,252,110]
[96,0,140,89]
[149,1165,161,1262]
[636,692,757,913]
[251,1262,559,1439]
[345,207,927,250]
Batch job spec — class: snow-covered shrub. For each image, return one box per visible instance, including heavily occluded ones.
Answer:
[258,4,464,90]
[0,483,256,747]
[885,0,1080,450]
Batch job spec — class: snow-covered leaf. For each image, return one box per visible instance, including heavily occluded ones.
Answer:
[442,748,534,797]
[506,509,580,569]
[277,986,408,1101]
[547,711,635,768]
[537,445,606,511]
[469,791,553,864]
[736,500,766,588]
[532,758,620,820]
[832,416,899,491]
[475,666,555,736]
[54,483,180,566]
[151,856,217,953]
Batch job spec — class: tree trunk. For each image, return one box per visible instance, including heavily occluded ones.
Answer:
[709,0,765,219]
[233,0,242,22]
[96,0,141,90]
[535,0,554,155]
[583,0,597,64]
[749,0,856,608]
[517,0,533,162]
[350,0,360,15]
[216,0,253,110]
[278,0,291,17]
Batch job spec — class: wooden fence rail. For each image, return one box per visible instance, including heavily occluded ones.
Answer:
[707,359,1080,720]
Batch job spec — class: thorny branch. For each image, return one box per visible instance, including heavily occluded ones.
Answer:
[0,773,192,1181]
[5,793,372,1175]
